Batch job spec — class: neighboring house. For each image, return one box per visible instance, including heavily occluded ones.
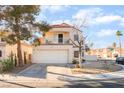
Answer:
[90,47,124,60]
[0,37,32,65]
[90,48,113,59]
[32,23,84,64]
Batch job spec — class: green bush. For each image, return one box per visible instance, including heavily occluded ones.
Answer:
[1,58,14,72]
[72,60,79,64]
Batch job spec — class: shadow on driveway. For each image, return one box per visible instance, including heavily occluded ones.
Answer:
[16,63,70,79]
[17,64,47,79]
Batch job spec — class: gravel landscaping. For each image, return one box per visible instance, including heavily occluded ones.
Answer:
[70,61,122,74]
[71,68,111,74]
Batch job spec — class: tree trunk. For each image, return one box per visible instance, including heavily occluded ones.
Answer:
[119,37,122,57]
[79,46,82,68]
[17,40,23,66]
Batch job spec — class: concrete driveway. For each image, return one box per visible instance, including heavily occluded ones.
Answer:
[0,63,72,82]
[17,63,73,81]
[17,64,47,79]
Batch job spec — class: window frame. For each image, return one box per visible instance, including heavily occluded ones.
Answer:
[74,51,79,58]
[58,34,63,43]
[74,34,79,41]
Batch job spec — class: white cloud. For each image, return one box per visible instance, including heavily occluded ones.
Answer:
[71,7,103,28]
[120,23,124,26]
[42,5,69,13]
[72,7,102,19]
[72,7,124,26]
[72,7,103,25]
[94,15,122,24]
[37,5,70,22]
[96,29,116,37]
[119,18,124,26]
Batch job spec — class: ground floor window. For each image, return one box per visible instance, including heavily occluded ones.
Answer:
[74,51,79,58]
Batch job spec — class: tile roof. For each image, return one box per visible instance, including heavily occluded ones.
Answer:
[50,23,81,31]
[51,23,72,28]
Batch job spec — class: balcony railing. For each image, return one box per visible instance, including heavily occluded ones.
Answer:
[45,38,70,44]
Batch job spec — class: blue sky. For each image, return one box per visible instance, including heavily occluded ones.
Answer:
[37,5,124,49]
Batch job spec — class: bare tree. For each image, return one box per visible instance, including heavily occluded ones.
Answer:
[69,18,88,68]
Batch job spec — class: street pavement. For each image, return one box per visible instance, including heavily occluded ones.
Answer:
[0,78,124,88]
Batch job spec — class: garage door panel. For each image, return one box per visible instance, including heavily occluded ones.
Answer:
[33,50,68,63]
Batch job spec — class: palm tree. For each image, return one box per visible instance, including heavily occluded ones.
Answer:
[113,42,117,49]
[116,31,123,57]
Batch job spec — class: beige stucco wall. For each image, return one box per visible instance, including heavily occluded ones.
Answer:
[69,28,83,45]
[0,43,6,60]
[50,27,74,32]
[45,31,70,44]
[21,44,33,57]
[0,43,32,63]
[5,44,17,59]
[44,27,83,45]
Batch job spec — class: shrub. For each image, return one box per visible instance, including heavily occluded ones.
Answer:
[72,60,79,64]
[75,64,80,68]
[1,58,14,72]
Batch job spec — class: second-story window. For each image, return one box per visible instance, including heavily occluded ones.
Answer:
[74,34,79,41]
[58,34,63,43]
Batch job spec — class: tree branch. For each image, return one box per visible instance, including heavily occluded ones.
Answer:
[69,38,79,47]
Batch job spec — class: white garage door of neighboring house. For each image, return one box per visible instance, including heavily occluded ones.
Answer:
[33,50,68,63]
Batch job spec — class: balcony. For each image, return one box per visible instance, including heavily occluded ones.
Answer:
[45,38,70,44]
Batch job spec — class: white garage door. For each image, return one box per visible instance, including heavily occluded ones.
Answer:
[33,50,68,63]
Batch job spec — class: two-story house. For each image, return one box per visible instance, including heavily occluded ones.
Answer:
[32,23,84,64]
